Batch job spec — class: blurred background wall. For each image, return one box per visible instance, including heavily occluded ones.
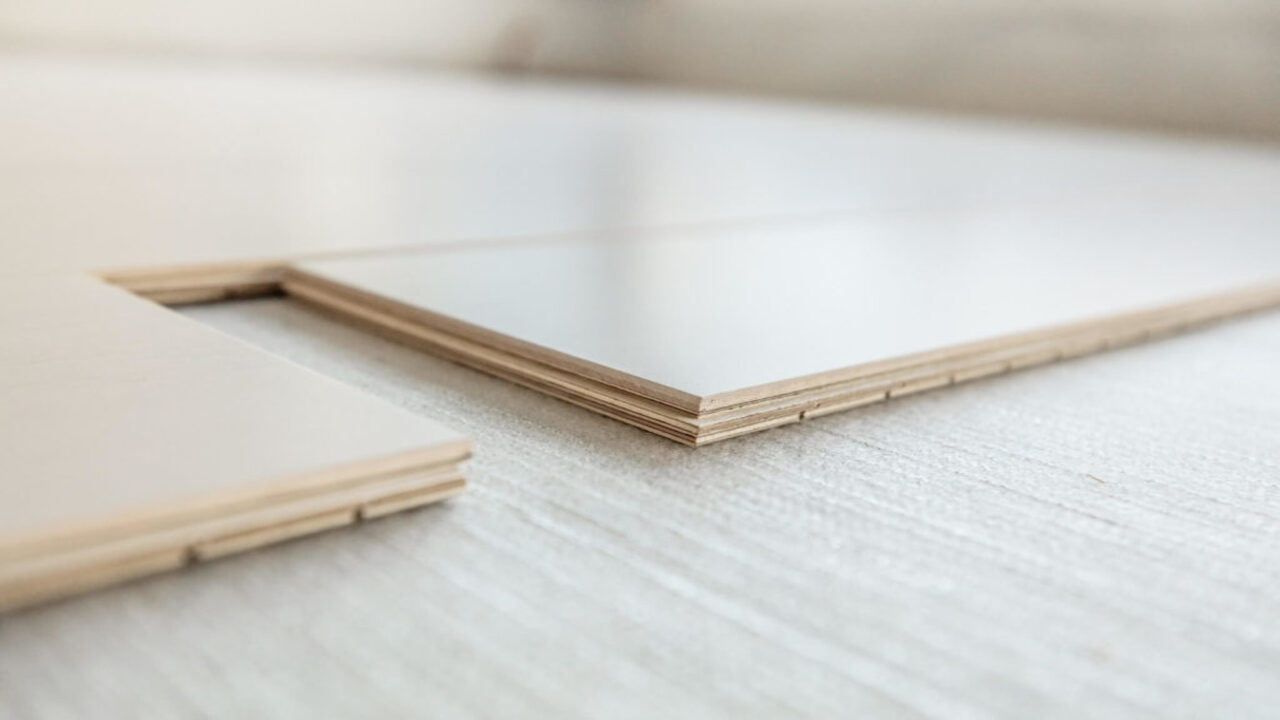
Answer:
[2,0,1277,140]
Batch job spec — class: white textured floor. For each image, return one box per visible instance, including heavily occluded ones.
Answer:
[3,297,1280,719]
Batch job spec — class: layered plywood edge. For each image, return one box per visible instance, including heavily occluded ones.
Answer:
[282,265,1280,446]
[0,277,472,613]
[102,262,289,305]
[94,236,567,305]
[1,468,466,613]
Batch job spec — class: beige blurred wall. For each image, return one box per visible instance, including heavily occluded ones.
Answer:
[2,0,1278,139]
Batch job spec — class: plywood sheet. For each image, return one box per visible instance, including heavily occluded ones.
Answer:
[289,195,1280,443]
[0,276,471,610]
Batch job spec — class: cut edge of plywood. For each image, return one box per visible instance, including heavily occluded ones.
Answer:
[0,466,467,613]
[0,440,472,562]
[0,272,476,613]
[282,266,1280,446]
[94,232,595,306]
[286,267,710,413]
[99,261,289,305]
[698,282,1280,412]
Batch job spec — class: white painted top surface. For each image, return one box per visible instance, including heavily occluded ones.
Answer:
[1,51,1279,277]
[0,276,467,549]
[297,193,1280,402]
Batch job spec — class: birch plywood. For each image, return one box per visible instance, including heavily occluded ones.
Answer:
[0,277,471,610]
[288,197,1280,444]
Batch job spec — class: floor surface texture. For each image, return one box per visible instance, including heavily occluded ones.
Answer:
[3,297,1280,719]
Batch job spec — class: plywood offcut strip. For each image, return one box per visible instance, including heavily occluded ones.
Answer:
[0,277,472,612]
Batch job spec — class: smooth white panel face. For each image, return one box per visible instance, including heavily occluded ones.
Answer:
[0,276,467,545]
[1,52,1278,277]
[298,193,1280,400]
